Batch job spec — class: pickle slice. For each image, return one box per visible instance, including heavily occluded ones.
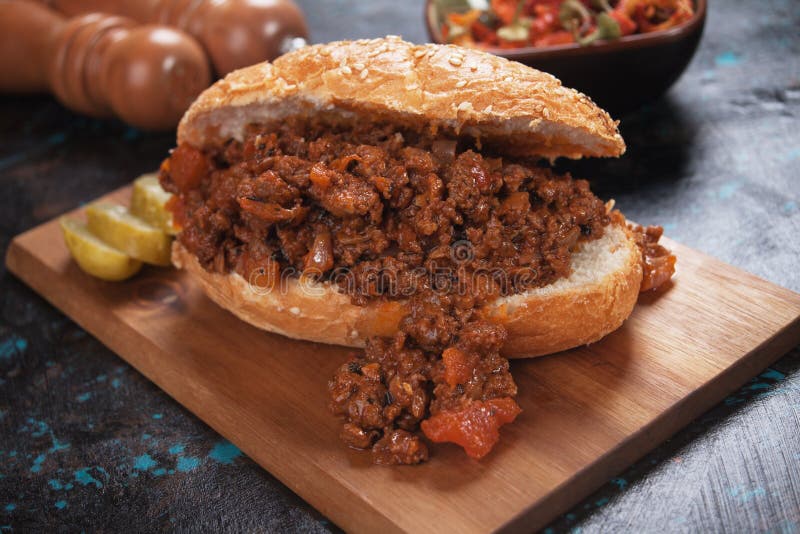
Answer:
[86,202,172,266]
[130,173,178,235]
[60,218,142,281]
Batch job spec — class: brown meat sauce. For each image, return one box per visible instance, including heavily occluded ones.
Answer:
[629,223,677,291]
[160,118,672,465]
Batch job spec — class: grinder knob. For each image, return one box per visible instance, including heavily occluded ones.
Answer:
[98,24,211,129]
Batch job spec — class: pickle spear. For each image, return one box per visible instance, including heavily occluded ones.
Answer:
[86,202,172,266]
[60,218,142,281]
[130,173,178,235]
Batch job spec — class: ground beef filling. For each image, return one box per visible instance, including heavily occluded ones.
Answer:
[160,118,642,465]
[629,223,677,291]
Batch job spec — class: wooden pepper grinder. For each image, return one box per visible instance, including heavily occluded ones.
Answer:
[48,0,310,76]
[0,1,211,130]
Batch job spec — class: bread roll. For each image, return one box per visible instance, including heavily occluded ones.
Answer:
[169,36,642,358]
[177,36,625,160]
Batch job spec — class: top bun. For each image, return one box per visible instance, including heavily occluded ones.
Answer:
[177,36,625,160]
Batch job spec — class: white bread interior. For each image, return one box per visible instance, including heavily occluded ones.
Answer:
[177,36,625,160]
[172,223,642,358]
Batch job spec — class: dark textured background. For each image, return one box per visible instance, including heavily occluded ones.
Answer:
[1,0,799,532]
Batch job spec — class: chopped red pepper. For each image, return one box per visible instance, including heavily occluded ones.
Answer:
[608,9,638,35]
[534,30,575,46]
[491,0,522,25]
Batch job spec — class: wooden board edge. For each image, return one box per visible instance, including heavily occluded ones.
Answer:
[500,315,800,533]
[4,236,406,534]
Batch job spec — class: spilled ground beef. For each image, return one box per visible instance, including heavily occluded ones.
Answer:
[160,117,673,465]
[629,223,677,291]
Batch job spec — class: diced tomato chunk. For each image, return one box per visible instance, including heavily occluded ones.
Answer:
[421,398,521,459]
[309,162,333,189]
[170,143,208,192]
[165,195,186,229]
[442,347,472,387]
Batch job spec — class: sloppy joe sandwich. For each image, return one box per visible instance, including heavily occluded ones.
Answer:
[159,36,675,465]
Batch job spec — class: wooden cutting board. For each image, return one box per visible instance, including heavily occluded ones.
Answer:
[6,186,800,533]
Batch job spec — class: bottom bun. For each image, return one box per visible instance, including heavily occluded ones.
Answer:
[171,223,643,359]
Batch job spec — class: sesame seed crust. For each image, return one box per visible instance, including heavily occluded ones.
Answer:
[177,37,625,160]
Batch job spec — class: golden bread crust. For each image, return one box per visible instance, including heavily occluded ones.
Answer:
[177,36,625,159]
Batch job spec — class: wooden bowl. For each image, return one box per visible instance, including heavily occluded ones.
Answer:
[424,0,706,112]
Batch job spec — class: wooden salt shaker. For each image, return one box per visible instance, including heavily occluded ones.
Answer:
[0,1,211,130]
[48,0,310,76]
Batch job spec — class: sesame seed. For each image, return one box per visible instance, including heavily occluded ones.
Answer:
[289,307,300,315]
[457,101,471,111]
[406,83,419,91]
[387,34,400,39]
[542,107,551,118]
[484,105,493,113]
[455,80,467,88]
[341,66,352,75]
[504,76,513,83]
[285,83,297,90]
[449,56,463,66]
[360,69,369,79]
[353,63,365,71]
[414,49,427,58]
[319,47,331,56]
